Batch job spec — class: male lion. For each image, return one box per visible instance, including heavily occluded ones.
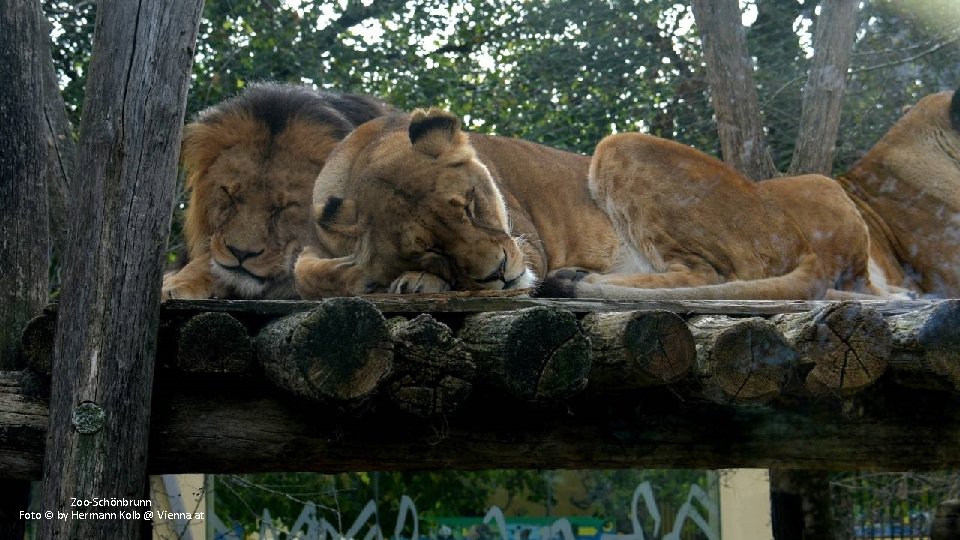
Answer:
[293,109,880,300]
[838,87,960,298]
[161,83,393,299]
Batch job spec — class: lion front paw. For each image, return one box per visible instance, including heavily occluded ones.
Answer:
[388,272,451,294]
[161,272,214,301]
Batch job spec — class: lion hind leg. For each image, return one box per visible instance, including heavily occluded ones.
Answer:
[545,253,827,300]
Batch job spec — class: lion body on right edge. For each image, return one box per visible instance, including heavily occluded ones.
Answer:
[293,109,880,301]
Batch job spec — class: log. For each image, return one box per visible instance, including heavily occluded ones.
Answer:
[19,306,56,373]
[256,297,393,407]
[458,306,591,402]
[387,314,476,418]
[176,312,253,373]
[0,371,46,476]
[688,315,796,404]
[887,300,960,391]
[932,499,960,540]
[581,310,694,389]
[773,301,890,396]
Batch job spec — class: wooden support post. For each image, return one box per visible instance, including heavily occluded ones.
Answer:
[387,315,476,417]
[257,298,394,408]
[773,301,890,396]
[37,1,204,537]
[932,499,960,540]
[688,315,795,404]
[582,310,695,390]
[887,300,960,391]
[458,306,591,402]
[175,312,253,373]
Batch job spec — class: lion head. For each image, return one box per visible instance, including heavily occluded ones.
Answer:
[164,83,393,299]
[303,108,536,296]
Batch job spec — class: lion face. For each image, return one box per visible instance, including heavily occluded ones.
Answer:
[199,137,318,297]
[313,110,535,293]
[168,83,394,299]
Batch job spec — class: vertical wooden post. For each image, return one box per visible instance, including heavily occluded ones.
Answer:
[0,0,50,538]
[37,0,203,538]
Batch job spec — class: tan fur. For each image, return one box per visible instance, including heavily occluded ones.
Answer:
[838,89,960,297]
[294,109,882,301]
[162,85,392,299]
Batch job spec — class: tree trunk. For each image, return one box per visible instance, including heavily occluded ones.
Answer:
[37,1,203,538]
[788,0,859,175]
[0,0,50,535]
[0,0,49,369]
[690,0,779,180]
[39,15,77,285]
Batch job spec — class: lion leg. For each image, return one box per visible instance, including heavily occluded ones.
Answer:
[549,253,827,300]
[293,247,377,298]
[161,255,225,300]
[388,272,451,294]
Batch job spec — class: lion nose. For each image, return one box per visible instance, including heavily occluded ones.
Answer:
[227,245,264,264]
[478,249,508,283]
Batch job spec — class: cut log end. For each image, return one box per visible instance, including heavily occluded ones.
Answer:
[256,297,393,406]
[460,306,591,402]
[690,316,795,404]
[176,312,252,373]
[889,300,960,391]
[388,314,476,418]
[775,301,890,396]
[583,310,694,388]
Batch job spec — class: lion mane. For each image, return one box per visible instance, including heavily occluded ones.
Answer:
[162,83,393,299]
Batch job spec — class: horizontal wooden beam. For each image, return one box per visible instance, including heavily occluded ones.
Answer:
[161,296,937,316]
[8,298,959,478]
[2,370,959,479]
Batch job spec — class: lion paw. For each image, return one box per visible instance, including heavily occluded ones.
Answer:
[389,272,451,294]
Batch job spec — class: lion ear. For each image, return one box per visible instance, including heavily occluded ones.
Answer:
[316,196,359,236]
[408,108,468,158]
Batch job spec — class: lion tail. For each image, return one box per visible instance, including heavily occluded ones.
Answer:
[540,253,828,300]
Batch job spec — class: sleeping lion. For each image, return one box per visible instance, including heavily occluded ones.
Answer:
[838,87,960,298]
[161,83,393,299]
[293,108,883,300]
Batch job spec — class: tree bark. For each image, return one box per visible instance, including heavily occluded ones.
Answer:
[0,0,49,368]
[38,1,203,538]
[0,0,50,535]
[40,14,77,282]
[788,0,859,175]
[690,0,779,180]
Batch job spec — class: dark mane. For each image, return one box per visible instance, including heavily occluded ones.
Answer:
[195,82,395,138]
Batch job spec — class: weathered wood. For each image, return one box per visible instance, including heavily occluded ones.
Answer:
[38,1,204,538]
[0,370,47,479]
[773,302,890,396]
[0,0,49,368]
[458,306,591,402]
[582,310,694,389]
[256,298,394,407]
[162,297,936,316]
[387,315,475,417]
[176,312,253,373]
[3,373,960,477]
[887,300,960,391]
[932,499,960,540]
[688,315,795,404]
[20,306,56,373]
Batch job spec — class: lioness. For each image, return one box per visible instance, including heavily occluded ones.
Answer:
[294,109,878,300]
[838,87,960,297]
[162,83,393,299]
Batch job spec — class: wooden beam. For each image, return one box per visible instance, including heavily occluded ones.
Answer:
[1,371,959,478]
